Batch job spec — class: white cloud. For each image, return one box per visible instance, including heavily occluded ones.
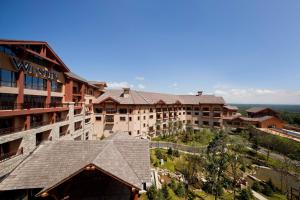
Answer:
[169,82,179,89]
[214,86,300,104]
[138,84,145,89]
[108,81,134,89]
[135,76,145,81]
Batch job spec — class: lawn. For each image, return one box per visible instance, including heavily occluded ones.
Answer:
[150,149,188,173]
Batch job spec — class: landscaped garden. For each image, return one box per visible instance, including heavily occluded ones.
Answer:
[146,128,295,200]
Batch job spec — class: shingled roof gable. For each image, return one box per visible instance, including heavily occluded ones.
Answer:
[0,133,150,192]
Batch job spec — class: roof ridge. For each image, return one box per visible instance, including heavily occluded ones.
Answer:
[112,140,142,184]
[135,90,151,104]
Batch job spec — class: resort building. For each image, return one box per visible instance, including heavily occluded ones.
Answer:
[92,88,227,138]
[223,107,283,129]
[0,39,106,176]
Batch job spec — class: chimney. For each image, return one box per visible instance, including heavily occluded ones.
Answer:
[122,88,130,98]
[196,91,203,96]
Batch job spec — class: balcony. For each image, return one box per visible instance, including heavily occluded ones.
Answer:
[31,121,50,128]
[0,126,24,136]
[0,147,23,163]
[105,115,114,124]
[0,80,17,87]
[0,102,70,110]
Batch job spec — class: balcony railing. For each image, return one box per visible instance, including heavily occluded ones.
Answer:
[25,85,47,91]
[0,148,23,162]
[0,80,17,87]
[0,102,70,110]
[0,126,24,136]
[31,121,50,128]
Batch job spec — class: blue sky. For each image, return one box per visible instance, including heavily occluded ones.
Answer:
[1,0,300,104]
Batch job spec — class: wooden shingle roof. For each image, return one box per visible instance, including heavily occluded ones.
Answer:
[0,133,151,191]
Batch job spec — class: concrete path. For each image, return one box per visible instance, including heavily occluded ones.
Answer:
[252,190,268,200]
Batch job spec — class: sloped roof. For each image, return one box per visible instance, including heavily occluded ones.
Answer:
[0,132,151,191]
[246,107,275,113]
[94,89,225,105]
[65,72,101,89]
[223,105,238,110]
[0,39,70,72]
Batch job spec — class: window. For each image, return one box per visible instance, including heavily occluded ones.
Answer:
[150,115,153,119]
[143,123,146,127]
[120,117,126,121]
[51,80,62,92]
[203,121,209,126]
[128,131,132,135]
[119,108,127,114]
[150,108,153,113]
[94,108,102,113]
[137,130,140,134]
[203,112,210,117]
[24,95,46,108]
[0,94,17,109]
[187,112,191,115]
[106,108,116,114]
[96,117,102,121]
[138,116,140,120]
[195,112,199,115]
[195,120,199,125]
[143,116,146,120]
[129,117,132,121]
[51,97,62,105]
[24,75,47,90]
[0,69,16,87]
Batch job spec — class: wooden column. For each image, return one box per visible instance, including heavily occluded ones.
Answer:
[16,71,24,106]
[65,79,73,102]
[25,115,31,130]
[80,83,85,102]
[46,79,51,107]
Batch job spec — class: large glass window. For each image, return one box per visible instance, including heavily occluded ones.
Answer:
[0,94,17,110]
[0,45,16,56]
[24,95,46,108]
[24,75,47,90]
[0,69,16,87]
[51,80,62,92]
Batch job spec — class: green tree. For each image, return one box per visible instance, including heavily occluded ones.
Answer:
[167,147,173,156]
[228,145,244,200]
[161,184,170,199]
[205,131,229,200]
[155,149,163,160]
[147,185,158,200]
[175,182,186,197]
[238,188,254,200]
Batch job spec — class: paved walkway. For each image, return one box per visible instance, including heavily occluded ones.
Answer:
[252,190,268,200]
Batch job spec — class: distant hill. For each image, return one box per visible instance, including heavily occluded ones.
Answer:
[230,104,300,113]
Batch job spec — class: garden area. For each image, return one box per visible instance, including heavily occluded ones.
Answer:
[147,129,294,200]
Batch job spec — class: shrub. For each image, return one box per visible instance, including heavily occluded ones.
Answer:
[262,184,274,196]
[173,149,180,157]
[175,182,186,197]
[161,184,169,199]
[155,149,163,160]
[169,180,177,192]
[167,147,173,156]
[252,181,263,193]
[147,185,158,200]
[238,188,254,200]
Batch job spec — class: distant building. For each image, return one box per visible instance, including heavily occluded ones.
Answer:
[224,107,283,129]
[0,133,151,200]
[93,88,230,137]
[246,107,278,118]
